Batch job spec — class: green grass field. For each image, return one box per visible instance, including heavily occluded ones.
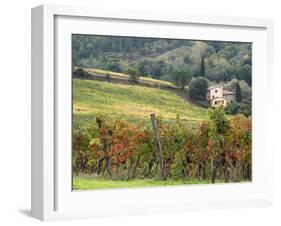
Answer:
[73,78,208,127]
[73,176,224,190]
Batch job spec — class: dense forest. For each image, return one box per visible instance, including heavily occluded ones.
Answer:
[72,36,252,84]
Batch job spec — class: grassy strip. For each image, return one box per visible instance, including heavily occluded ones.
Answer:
[73,176,224,190]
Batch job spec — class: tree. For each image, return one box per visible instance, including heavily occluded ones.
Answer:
[208,106,229,135]
[151,60,167,79]
[188,77,208,101]
[170,151,187,179]
[200,56,205,77]
[237,64,251,86]
[206,59,232,83]
[171,65,192,90]
[183,55,191,65]
[137,60,166,79]
[235,82,242,103]
[207,41,226,53]
[127,67,139,83]
[240,98,252,117]
[106,55,121,72]
[73,67,88,78]
[138,59,153,76]
[225,101,240,115]
[207,107,230,183]
[239,80,251,100]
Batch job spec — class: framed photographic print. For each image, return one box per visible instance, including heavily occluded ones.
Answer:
[31,4,274,221]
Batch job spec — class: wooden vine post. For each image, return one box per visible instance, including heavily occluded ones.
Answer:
[150,113,166,180]
[96,117,113,177]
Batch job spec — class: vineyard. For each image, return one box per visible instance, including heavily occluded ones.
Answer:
[72,79,251,190]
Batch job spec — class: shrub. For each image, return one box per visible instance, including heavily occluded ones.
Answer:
[73,67,89,78]
[127,67,139,83]
[170,151,186,179]
[106,73,111,80]
[188,77,209,101]
[226,101,240,115]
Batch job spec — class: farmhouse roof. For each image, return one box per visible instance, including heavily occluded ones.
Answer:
[223,90,235,95]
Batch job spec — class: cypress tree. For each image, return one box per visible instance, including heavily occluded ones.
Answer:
[235,82,242,103]
[201,56,205,77]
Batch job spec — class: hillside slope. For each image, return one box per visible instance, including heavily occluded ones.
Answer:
[73,79,208,130]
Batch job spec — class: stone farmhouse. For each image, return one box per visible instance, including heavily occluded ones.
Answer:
[207,85,236,107]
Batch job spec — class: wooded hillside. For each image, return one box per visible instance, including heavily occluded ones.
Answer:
[73,35,252,86]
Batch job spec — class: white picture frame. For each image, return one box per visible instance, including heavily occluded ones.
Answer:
[31,4,274,221]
